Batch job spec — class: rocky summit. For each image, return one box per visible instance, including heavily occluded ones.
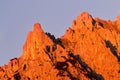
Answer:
[0,12,120,80]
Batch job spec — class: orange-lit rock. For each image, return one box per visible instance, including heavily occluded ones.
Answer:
[0,12,120,80]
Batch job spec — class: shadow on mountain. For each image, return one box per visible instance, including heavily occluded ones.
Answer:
[55,51,104,80]
[104,40,120,62]
[13,72,21,80]
[45,32,65,48]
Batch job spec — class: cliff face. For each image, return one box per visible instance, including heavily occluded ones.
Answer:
[0,12,120,80]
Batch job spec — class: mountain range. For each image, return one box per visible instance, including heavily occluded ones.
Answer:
[0,12,120,80]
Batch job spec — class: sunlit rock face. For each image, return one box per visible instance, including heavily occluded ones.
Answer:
[0,12,120,80]
[22,23,54,60]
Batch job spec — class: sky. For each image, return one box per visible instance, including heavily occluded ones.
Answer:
[0,1,120,65]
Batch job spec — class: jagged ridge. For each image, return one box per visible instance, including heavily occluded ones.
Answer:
[0,12,120,80]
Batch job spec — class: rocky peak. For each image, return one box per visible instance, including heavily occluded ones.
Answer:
[117,15,120,21]
[116,15,120,30]
[33,23,44,34]
[72,12,95,31]
[22,23,54,60]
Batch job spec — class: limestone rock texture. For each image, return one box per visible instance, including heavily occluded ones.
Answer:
[0,12,120,80]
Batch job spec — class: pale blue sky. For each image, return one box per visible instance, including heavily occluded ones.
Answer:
[0,1,120,65]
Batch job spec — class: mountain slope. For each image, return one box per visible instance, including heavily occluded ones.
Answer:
[0,12,120,80]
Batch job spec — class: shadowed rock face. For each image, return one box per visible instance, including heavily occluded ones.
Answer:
[0,12,120,80]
